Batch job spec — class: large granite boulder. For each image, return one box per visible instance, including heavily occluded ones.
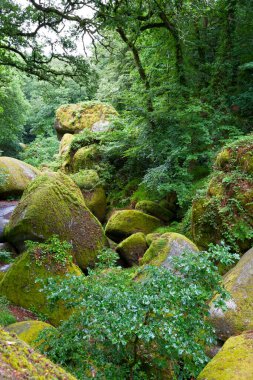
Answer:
[116,232,148,266]
[210,247,253,340]
[197,331,253,380]
[0,327,77,379]
[105,210,162,243]
[0,250,82,326]
[6,320,55,347]
[140,232,199,267]
[4,172,107,270]
[191,135,253,251]
[0,157,40,198]
[55,101,117,139]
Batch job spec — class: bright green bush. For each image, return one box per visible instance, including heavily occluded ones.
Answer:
[38,244,237,379]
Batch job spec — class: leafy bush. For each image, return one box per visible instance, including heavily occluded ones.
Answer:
[20,134,60,169]
[38,244,237,379]
[26,235,73,272]
[0,250,14,264]
[0,296,16,326]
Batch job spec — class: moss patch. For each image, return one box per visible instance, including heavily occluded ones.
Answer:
[105,210,162,243]
[0,327,77,379]
[135,200,173,223]
[197,331,253,380]
[6,320,55,347]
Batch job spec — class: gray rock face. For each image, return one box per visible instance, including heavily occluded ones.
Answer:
[210,247,253,340]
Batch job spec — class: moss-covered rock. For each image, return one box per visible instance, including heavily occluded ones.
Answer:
[105,210,162,243]
[59,133,74,157]
[0,250,82,326]
[70,170,107,222]
[0,327,77,379]
[4,173,107,270]
[135,200,173,223]
[6,320,55,347]
[197,331,253,380]
[72,145,99,172]
[145,233,162,246]
[140,232,199,268]
[116,233,148,266]
[191,135,253,251]
[55,101,118,139]
[210,247,253,340]
[0,157,40,198]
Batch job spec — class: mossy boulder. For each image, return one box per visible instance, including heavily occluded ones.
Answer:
[0,327,77,379]
[135,201,173,223]
[191,135,253,251]
[0,251,82,326]
[6,320,55,347]
[4,173,107,270]
[140,232,199,268]
[71,170,107,222]
[210,247,253,340]
[197,331,253,380]
[0,157,40,198]
[72,145,100,172]
[116,233,148,266]
[55,101,118,139]
[59,133,74,157]
[105,210,162,243]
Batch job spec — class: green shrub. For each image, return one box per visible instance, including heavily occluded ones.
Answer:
[38,244,237,379]
[0,296,16,326]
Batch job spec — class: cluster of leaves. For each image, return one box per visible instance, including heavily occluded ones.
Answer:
[38,244,237,379]
[26,235,73,272]
[0,296,16,326]
[0,250,14,265]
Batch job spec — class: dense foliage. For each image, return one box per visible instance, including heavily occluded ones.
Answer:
[38,244,237,379]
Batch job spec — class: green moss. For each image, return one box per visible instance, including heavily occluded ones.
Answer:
[70,170,106,221]
[70,170,100,190]
[116,233,148,266]
[6,320,56,347]
[215,148,231,170]
[72,145,99,172]
[197,331,253,380]
[0,251,82,326]
[210,247,253,340]
[59,133,74,157]
[0,157,40,198]
[140,232,199,267]
[135,200,173,223]
[105,210,162,243]
[0,327,77,379]
[55,101,118,139]
[4,172,107,271]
